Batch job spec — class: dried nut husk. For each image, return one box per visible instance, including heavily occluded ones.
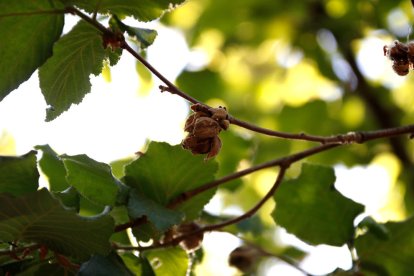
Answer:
[211,106,228,121]
[191,103,211,114]
[176,223,204,252]
[193,117,221,139]
[228,246,261,273]
[184,111,210,132]
[408,42,414,64]
[182,135,211,154]
[206,136,222,160]
[219,119,230,130]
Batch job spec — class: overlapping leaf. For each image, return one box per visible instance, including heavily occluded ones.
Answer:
[123,142,218,221]
[128,190,183,232]
[61,0,186,22]
[145,247,188,276]
[62,154,120,206]
[355,216,414,276]
[0,151,39,196]
[39,21,119,121]
[78,252,134,276]
[36,144,69,192]
[0,0,64,101]
[272,163,364,246]
[109,16,157,49]
[0,189,114,260]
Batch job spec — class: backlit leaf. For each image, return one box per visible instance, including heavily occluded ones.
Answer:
[0,0,64,101]
[109,16,157,49]
[145,247,188,276]
[62,154,120,206]
[36,144,69,192]
[272,163,364,246]
[39,21,118,121]
[62,0,186,22]
[0,151,38,196]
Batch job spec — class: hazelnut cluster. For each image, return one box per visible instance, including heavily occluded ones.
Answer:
[384,40,414,76]
[182,103,229,160]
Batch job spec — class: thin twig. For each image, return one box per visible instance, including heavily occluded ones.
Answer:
[121,43,201,104]
[0,243,41,257]
[239,239,315,276]
[66,7,414,147]
[139,167,287,251]
[114,143,337,232]
[64,6,110,35]
[168,143,339,208]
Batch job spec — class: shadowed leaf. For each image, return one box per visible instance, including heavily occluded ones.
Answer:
[355,216,414,276]
[0,151,39,196]
[0,189,114,260]
[124,142,218,221]
[79,252,134,276]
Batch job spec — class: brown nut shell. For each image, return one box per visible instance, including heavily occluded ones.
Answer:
[206,136,222,160]
[193,117,221,139]
[182,135,211,154]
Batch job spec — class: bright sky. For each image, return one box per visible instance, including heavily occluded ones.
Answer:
[0,14,407,276]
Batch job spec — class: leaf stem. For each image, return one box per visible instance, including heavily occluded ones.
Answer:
[64,6,110,35]
[121,43,201,104]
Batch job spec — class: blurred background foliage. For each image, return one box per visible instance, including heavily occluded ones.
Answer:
[160,0,414,273]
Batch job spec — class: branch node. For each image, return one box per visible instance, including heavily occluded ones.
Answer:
[159,85,170,93]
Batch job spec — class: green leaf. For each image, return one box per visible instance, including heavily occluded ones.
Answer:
[35,145,69,192]
[62,154,120,206]
[123,142,218,220]
[0,151,39,197]
[38,21,112,121]
[78,252,134,276]
[0,189,114,260]
[272,163,364,246]
[53,186,81,212]
[132,221,160,243]
[121,254,155,276]
[62,0,186,22]
[110,157,133,179]
[176,69,227,103]
[357,216,390,240]
[110,16,157,49]
[128,189,184,232]
[355,216,414,276]
[145,247,188,276]
[0,0,64,101]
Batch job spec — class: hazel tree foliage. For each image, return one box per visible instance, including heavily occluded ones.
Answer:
[1,0,414,275]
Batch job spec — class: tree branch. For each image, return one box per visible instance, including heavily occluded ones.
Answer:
[140,167,287,251]
[168,143,338,208]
